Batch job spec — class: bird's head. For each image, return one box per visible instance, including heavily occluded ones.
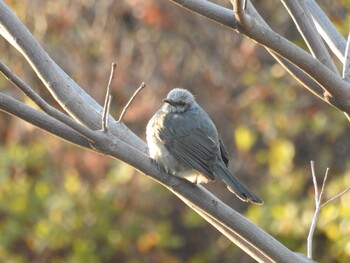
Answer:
[163,88,196,113]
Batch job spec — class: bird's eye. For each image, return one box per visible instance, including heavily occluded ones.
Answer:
[177,101,186,107]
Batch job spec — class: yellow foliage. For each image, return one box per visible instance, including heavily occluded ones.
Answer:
[34,181,50,198]
[12,196,28,214]
[35,219,50,239]
[268,139,295,177]
[234,125,256,152]
[324,223,341,240]
[64,168,81,195]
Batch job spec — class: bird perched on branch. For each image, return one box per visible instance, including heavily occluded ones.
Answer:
[146,88,263,205]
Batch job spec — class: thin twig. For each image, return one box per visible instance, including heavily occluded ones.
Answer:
[307,161,324,259]
[118,82,146,123]
[321,185,350,208]
[318,167,329,203]
[307,162,350,259]
[307,204,319,259]
[101,92,112,131]
[232,0,246,25]
[310,161,319,204]
[307,161,318,258]
[102,62,117,131]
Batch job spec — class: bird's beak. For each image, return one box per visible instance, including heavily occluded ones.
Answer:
[163,98,175,106]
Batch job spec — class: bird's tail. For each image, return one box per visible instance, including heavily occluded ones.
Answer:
[213,162,263,205]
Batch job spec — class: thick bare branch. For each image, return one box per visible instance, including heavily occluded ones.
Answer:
[0,60,100,143]
[281,0,338,73]
[305,0,346,62]
[233,1,350,112]
[234,1,326,99]
[109,147,310,263]
[343,33,350,80]
[177,186,275,263]
[171,0,350,112]
[171,0,328,102]
[275,2,350,120]
[170,0,237,29]
[189,1,350,111]
[0,93,91,148]
[272,55,324,97]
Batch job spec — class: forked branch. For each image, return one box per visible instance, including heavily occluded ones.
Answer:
[307,161,350,259]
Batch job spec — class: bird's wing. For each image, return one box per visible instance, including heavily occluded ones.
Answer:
[219,138,229,167]
[157,125,217,181]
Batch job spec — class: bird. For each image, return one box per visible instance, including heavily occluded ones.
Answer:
[146,88,263,205]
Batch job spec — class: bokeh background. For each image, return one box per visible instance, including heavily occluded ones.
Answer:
[1,0,350,262]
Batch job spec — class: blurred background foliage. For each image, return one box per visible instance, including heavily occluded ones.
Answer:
[1,0,350,262]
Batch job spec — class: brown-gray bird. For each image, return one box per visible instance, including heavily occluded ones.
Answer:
[146,88,263,205]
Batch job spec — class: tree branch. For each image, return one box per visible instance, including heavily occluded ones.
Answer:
[307,161,350,259]
[281,0,338,73]
[232,0,350,112]
[0,92,91,148]
[170,0,350,113]
[305,0,346,63]
[102,63,117,131]
[118,82,146,123]
[0,60,101,143]
[170,0,328,102]
[176,185,275,262]
[170,0,237,29]
[342,32,350,80]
